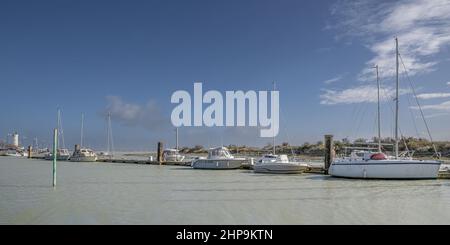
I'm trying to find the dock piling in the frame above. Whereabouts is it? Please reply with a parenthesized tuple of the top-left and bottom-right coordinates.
(27, 145, 32, 159)
(157, 142, 163, 164)
(52, 129, 58, 187)
(324, 135, 334, 175)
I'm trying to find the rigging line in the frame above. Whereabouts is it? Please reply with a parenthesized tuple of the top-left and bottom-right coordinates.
(398, 53, 438, 156)
(405, 85, 421, 138)
(354, 101, 369, 140)
(378, 74, 406, 150)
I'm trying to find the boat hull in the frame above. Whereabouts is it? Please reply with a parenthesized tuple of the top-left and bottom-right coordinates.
(253, 163, 309, 174)
(164, 155, 185, 162)
(45, 155, 71, 161)
(70, 156, 98, 162)
(191, 159, 246, 170)
(329, 160, 441, 179)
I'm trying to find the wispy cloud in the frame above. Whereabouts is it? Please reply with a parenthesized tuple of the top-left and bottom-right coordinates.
(411, 100, 450, 111)
(417, 92, 450, 99)
(323, 74, 344, 84)
(447, 81, 450, 86)
(330, 0, 450, 81)
(424, 112, 449, 118)
(320, 85, 408, 105)
(100, 96, 169, 130)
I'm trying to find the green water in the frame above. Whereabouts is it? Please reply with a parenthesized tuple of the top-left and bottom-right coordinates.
(1, 157, 450, 224)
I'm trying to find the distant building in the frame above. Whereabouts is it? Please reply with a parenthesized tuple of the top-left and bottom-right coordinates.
(12, 132, 19, 147)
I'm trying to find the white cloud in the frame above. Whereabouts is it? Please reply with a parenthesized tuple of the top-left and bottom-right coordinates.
(101, 96, 168, 130)
(411, 100, 450, 111)
(320, 85, 408, 105)
(424, 112, 449, 118)
(447, 81, 450, 86)
(324, 75, 344, 84)
(330, 0, 450, 81)
(417, 93, 450, 99)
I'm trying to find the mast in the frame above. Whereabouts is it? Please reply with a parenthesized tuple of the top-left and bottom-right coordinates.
(395, 37, 399, 158)
(80, 113, 84, 148)
(57, 108, 65, 149)
(106, 112, 110, 154)
(175, 127, 179, 150)
(107, 112, 114, 156)
(374, 65, 381, 152)
(272, 81, 276, 155)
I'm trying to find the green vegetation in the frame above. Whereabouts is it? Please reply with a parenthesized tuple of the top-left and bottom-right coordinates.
(179, 137, 450, 158)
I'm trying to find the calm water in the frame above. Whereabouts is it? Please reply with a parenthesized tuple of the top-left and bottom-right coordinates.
(1, 157, 450, 225)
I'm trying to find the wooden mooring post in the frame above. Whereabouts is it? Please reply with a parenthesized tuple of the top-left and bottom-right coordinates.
(27, 145, 32, 159)
(157, 142, 163, 165)
(324, 135, 334, 175)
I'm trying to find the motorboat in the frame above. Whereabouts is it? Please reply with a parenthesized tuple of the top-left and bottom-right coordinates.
(70, 147, 98, 162)
(45, 148, 71, 161)
(191, 147, 247, 169)
(162, 148, 185, 162)
(253, 154, 310, 174)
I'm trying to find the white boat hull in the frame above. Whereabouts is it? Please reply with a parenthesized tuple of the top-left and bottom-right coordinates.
(253, 163, 309, 174)
(45, 154, 71, 161)
(70, 156, 98, 162)
(329, 160, 441, 179)
(191, 159, 246, 169)
(164, 155, 185, 162)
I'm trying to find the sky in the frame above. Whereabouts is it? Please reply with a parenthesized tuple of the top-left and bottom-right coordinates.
(1, 0, 450, 151)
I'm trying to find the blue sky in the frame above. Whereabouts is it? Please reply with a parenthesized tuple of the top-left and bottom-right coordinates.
(1, 0, 450, 151)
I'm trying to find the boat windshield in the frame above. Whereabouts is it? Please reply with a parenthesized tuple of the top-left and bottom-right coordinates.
(209, 148, 232, 158)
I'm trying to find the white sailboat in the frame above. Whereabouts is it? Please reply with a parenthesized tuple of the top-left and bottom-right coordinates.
(162, 128, 185, 162)
(329, 38, 441, 179)
(99, 112, 115, 159)
(191, 146, 247, 170)
(70, 113, 98, 162)
(45, 109, 71, 161)
(253, 82, 310, 174)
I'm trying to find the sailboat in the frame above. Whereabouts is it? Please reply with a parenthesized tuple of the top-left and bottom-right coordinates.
(162, 128, 185, 162)
(99, 112, 115, 159)
(253, 83, 310, 174)
(329, 38, 441, 179)
(45, 109, 71, 161)
(70, 113, 98, 162)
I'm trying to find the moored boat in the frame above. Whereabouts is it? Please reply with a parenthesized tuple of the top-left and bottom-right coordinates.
(191, 147, 246, 169)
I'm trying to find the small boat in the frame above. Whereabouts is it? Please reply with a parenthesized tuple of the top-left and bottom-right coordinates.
(163, 148, 185, 162)
(45, 109, 71, 161)
(45, 148, 71, 161)
(253, 154, 309, 174)
(160, 128, 185, 162)
(69, 113, 98, 162)
(3, 149, 22, 157)
(191, 147, 247, 169)
(70, 148, 98, 162)
(99, 112, 115, 159)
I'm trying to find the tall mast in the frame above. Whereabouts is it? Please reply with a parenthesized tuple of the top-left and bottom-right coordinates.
(395, 37, 399, 158)
(272, 81, 276, 155)
(57, 108, 65, 149)
(107, 112, 110, 154)
(374, 65, 381, 152)
(107, 112, 114, 156)
(175, 127, 179, 150)
(80, 113, 84, 148)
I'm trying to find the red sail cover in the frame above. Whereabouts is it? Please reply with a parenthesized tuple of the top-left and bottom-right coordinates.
(371, 153, 387, 160)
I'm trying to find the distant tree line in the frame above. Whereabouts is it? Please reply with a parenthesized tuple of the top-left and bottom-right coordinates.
(177, 137, 450, 157)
